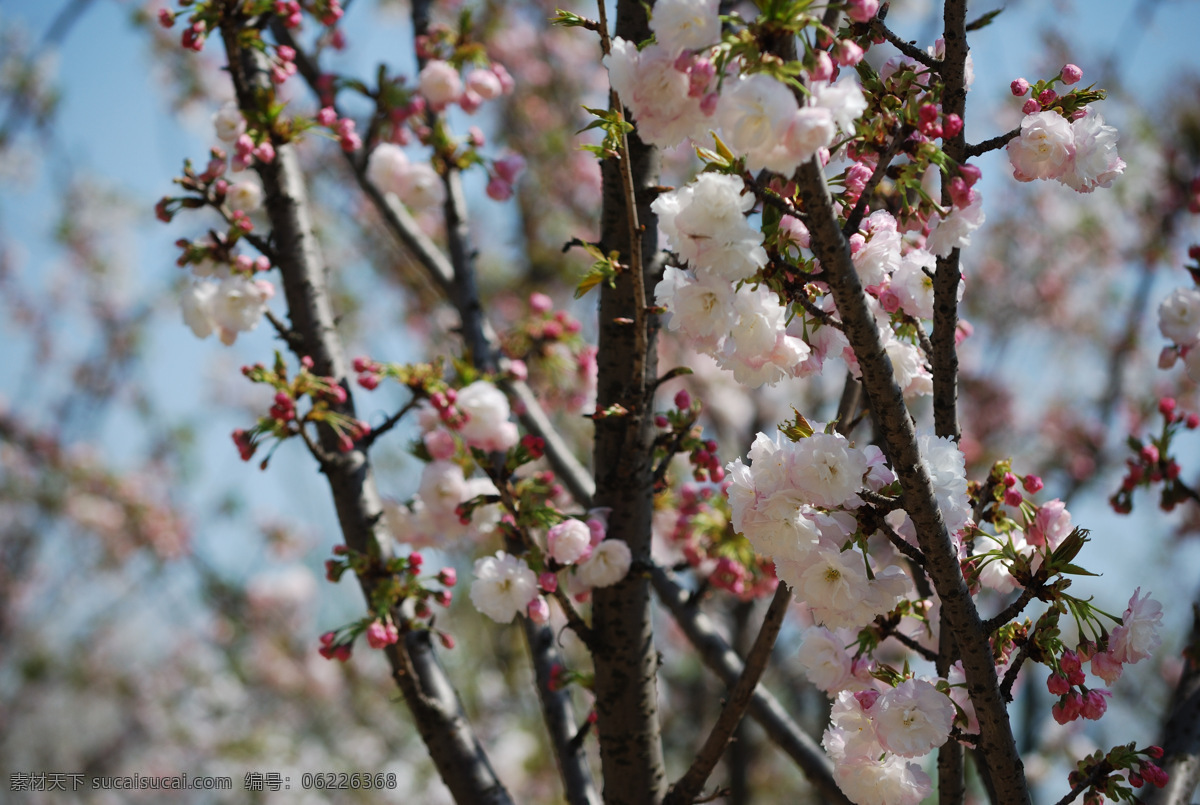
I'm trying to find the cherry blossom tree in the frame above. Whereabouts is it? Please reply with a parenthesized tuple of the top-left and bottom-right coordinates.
(6, 0, 1200, 804)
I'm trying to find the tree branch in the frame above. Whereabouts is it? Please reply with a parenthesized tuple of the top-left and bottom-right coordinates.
(1144, 600, 1200, 805)
(964, 127, 1020, 158)
(586, 0, 670, 799)
(651, 564, 853, 805)
(792, 131, 1030, 805)
(218, 16, 512, 804)
(869, 18, 939, 70)
(665, 583, 791, 805)
(272, 21, 595, 509)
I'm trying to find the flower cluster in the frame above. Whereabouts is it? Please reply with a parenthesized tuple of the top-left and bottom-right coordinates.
(726, 425, 912, 631)
(319, 548, 457, 657)
(1111, 395, 1200, 513)
(1007, 108, 1125, 192)
(469, 514, 632, 625)
(822, 680, 955, 805)
(231, 353, 370, 464)
(654, 173, 809, 388)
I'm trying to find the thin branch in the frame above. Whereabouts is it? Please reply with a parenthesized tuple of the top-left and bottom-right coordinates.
(522, 619, 603, 805)
(296, 421, 337, 468)
(885, 627, 940, 663)
(842, 123, 910, 237)
(595, 0, 650, 405)
(549, 586, 596, 649)
(1052, 761, 1112, 805)
(1000, 640, 1032, 703)
(964, 127, 1020, 158)
(264, 309, 303, 349)
(870, 18, 939, 69)
(982, 586, 1039, 635)
(665, 583, 792, 805)
(651, 564, 853, 805)
(357, 398, 419, 450)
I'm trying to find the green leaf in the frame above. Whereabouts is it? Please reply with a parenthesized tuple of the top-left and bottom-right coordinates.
(550, 9, 598, 30)
(575, 261, 618, 299)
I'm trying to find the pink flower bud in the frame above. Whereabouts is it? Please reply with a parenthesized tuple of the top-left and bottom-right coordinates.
(1037, 88, 1057, 106)
(943, 113, 963, 138)
(493, 154, 526, 185)
(317, 107, 337, 127)
(1046, 673, 1070, 695)
(486, 177, 512, 201)
(810, 51, 834, 82)
(1022, 98, 1040, 115)
(529, 292, 553, 314)
(674, 389, 691, 410)
(835, 40, 864, 67)
(439, 632, 456, 650)
(539, 571, 558, 593)
(527, 596, 550, 624)
(846, 0, 880, 23)
(1010, 78, 1030, 96)
(254, 142, 276, 164)
(1060, 64, 1083, 85)
(1079, 689, 1110, 720)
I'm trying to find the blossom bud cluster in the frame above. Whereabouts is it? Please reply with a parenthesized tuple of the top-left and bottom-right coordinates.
(231, 356, 369, 465)
(379, 379, 518, 546)
(417, 59, 514, 115)
(664, 483, 777, 600)
(1111, 395, 1199, 513)
(319, 548, 457, 658)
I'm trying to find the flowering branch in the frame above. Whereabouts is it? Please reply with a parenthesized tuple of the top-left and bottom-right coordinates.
(216, 15, 512, 803)
(793, 135, 1031, 805)
(271, 21, 595, 508)
(664, 583, 792, 805)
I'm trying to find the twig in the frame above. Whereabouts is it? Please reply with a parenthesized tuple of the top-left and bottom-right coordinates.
(273, 21, 596, 510)
(870, 18, 939, 69)
(1000, 640, 1032, 703)
(964, 127, 1020, 158)
(886, 627, 940, 662)
(1052, 761, 1112, 805)
(264, 309, 303, 349)
(982, 586, 1038, 635)
(665, 583, 792, 805)
(841, 123, 910, 237)
(651, 563, 853, 805)
(357, 398, 419, 450)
